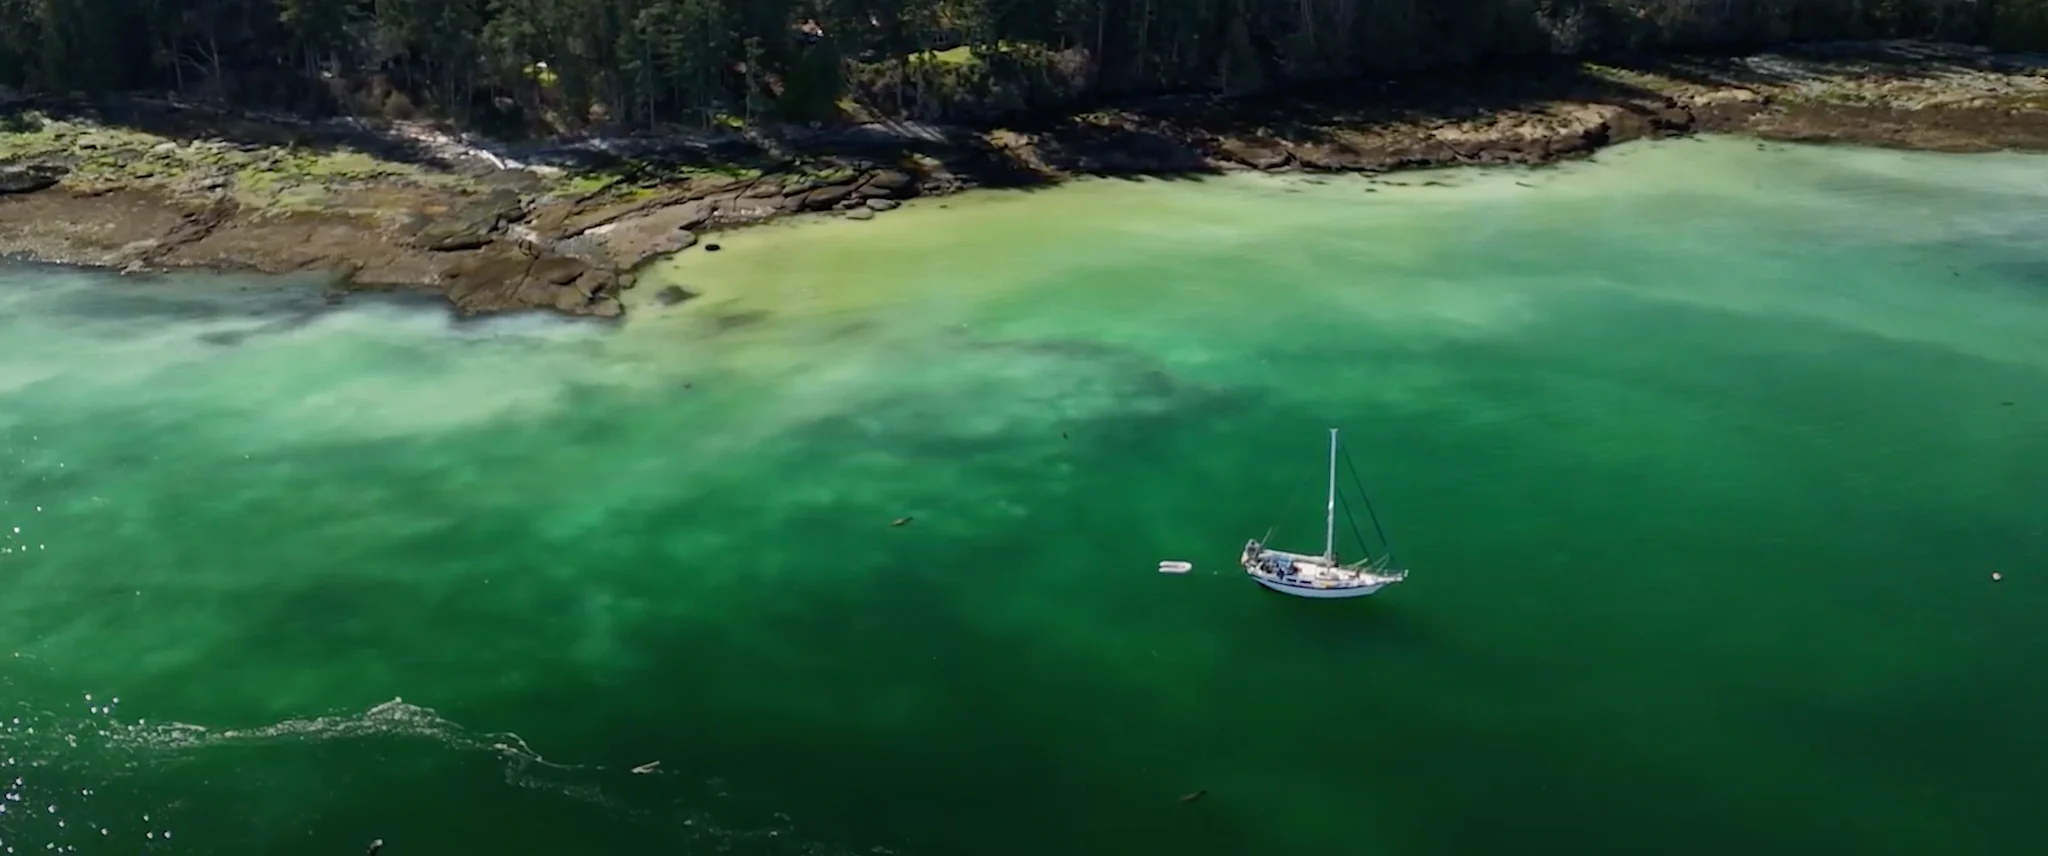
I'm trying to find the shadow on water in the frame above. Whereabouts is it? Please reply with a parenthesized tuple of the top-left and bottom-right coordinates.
(1254, 594, 1444, 658)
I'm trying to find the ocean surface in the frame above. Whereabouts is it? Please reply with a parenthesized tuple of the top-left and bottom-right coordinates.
(3, 136, 2046, 856)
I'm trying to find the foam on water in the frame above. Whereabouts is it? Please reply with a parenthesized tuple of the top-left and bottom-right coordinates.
(0, 661, 862, 856)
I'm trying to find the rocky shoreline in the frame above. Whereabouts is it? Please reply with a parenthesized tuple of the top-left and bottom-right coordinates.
(2, 40, 2045, 318)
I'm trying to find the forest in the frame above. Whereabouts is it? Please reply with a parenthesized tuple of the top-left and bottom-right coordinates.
(2, 0, 2046, 133)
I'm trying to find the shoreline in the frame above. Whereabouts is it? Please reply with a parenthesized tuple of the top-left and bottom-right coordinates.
(2, 40, 2045, 319)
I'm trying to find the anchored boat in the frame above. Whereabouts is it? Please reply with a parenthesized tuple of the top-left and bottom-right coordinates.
(1240, 428, 1408, 599)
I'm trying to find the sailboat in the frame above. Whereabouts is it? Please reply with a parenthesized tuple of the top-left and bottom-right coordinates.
(1240, 428, 1408, 599)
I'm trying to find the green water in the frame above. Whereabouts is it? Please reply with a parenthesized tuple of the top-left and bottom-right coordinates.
(4, 136, 2047, 856)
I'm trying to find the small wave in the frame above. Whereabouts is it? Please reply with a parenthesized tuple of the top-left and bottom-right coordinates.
(1, 684, 874, 855)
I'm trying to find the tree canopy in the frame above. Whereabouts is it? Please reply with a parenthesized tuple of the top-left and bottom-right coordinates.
(0, 0, 2040, 132)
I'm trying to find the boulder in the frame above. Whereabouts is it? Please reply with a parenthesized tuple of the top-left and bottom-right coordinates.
(798, 183, 857, 211)
(864, 198, 898, 212)
(655, 285, 700, 306)
(0, 161, 67, 195)
(553, 284, 595, 313)
(855, 169, 916, 198)
(844, 207, 875, 220)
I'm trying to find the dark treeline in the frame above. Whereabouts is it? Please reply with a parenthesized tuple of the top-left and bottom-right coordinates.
(2, 0, 2045, 132)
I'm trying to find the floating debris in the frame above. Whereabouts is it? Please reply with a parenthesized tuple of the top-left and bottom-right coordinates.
(1158, 560, 1192, 574)
(1179, 790, 1208, 803)
(891, 517, 912, 527)
(631, 761, 661, 774)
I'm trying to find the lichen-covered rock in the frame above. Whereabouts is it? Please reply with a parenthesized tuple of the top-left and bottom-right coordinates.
(0, 161, 67, 194)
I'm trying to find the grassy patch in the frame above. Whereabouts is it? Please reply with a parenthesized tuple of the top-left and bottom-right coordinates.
(1, 112, 480, 211)
(552, 172, 621, 198)
(906, 41, 1026, 70)
(278, 149, 415, 180)
(686, 163, 763, 180)
(796, 163, 857, 183)
(1579, 62, 1690, 93)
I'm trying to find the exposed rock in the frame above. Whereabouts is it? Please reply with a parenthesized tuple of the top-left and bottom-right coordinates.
(865, 198, 899, 211)
(552, 189, 692, 239)
(568, 268, 616, 298)
(1216, 139, 1293, 170)
(797, 182, 857, 211)
(667, 199, 714, 231)
(437, 247, 613, 317)
(442, 247, 543, 313)
(149, 196, 241, 261)
(529, 254, 590, 287)
(655, 285, 700, 305)
(553, 285, 595, 313)
(176, 172, 232, 194)
(584, 201, 705, 270)
(0, 161, 67, 195)
(478, 170, 546, 193)
(742, 179, 784, 198)
(547, 233, 610, 266)
(855, 169, 916, 198)
(844, 207, 876, 220)
(412, 188, 522, 251)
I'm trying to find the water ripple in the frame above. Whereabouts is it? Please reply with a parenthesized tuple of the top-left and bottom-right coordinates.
(0, 680, 869, 855)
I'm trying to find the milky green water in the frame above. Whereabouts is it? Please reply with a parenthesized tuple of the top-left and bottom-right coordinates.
(4, 137, 2047, 856)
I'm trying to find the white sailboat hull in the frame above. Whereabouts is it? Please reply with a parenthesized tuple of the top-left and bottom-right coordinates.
(1250, 574, 1393, 598)
(1241, 549, 1406, 599)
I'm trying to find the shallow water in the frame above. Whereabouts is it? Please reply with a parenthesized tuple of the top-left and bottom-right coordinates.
(4, 136, 2047, 856)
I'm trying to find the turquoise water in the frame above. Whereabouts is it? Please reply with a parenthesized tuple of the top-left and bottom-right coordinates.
(3, 137, 2047, 856)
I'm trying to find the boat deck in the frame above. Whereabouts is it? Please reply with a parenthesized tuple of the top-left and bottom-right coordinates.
(1243, 548, 1405, 589)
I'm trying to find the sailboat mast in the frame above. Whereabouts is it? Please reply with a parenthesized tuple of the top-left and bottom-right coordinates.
(1324, 428, 1338, 561)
